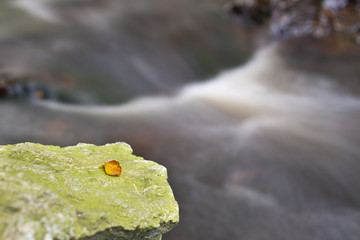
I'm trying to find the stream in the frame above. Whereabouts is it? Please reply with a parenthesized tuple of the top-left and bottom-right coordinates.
(1, 1, 360, 240)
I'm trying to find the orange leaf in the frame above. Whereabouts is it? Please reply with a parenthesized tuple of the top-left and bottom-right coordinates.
(104, 160, 122, 176)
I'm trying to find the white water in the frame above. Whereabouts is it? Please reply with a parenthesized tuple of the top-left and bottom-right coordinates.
(6, 44, 360, 240)
(3, 1, 360, 239)
(12, 0, 60, 23)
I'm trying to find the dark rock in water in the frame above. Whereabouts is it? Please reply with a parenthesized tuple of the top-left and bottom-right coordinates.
(0, 75, 58, 101)
(0, 142, 179, 240)
(228, 0, 360, 44)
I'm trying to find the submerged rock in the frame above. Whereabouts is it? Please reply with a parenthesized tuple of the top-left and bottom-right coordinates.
(0, 142, 179, 240)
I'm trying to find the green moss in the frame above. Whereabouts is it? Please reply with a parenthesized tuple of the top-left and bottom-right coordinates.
(0, 142, 179, 240)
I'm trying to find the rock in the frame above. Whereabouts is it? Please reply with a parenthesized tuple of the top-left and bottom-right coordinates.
(228, 0, 360, 45)
(0, 142, 179, 240)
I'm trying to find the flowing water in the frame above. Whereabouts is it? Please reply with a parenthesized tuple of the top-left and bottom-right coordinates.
(2, 43, 360, 239)
(1, 1, 360, 240)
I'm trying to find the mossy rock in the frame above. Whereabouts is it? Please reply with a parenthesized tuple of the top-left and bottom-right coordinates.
(0, 142, 179, 240)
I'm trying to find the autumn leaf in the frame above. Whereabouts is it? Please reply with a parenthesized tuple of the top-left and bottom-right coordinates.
(104, 160, 122, 176)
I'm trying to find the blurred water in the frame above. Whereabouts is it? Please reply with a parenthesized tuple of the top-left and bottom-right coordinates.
(1, 1, 360, 240)
(0, 0, 251, 104)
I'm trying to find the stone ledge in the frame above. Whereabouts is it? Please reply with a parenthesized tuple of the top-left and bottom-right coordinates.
(0, 142, 179, 240)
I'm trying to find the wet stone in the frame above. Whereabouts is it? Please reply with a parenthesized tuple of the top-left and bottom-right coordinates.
(0, 142, 179, 240)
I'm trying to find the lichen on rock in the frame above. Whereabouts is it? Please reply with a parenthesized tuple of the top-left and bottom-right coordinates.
(0, 142, 179, 240)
